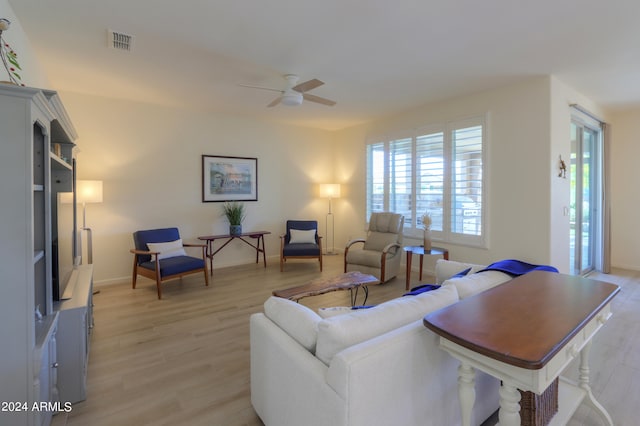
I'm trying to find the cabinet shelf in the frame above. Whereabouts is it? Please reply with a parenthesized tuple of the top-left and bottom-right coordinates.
(50, 152, 72, 171)
(34, 184, 45, 192)
(34, 250, 45, 264)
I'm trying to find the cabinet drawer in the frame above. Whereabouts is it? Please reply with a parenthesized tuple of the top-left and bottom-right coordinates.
(545, 302, 611, 381)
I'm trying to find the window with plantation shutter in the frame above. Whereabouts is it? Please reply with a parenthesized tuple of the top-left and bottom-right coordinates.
(416, 131, 444, 232)
(365, 116, 486, 247)
(366, 142, 385, 220)
(389, 137, 412, 228)
(451, 124, 483, 237)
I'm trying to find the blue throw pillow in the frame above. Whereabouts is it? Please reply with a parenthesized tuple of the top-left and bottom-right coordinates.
(403, 268, 471, 296)
(403, 284, 441, 296)
(450, 267, 472, 279)
(403, 267, 472, 297)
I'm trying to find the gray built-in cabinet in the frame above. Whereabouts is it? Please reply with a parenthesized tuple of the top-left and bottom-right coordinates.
(0, 85, 93, 426)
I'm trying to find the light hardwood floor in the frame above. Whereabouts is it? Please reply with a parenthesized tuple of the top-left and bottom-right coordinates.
(54, 255, 640, 426)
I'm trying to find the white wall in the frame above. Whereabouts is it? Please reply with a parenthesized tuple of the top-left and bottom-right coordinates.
(59, 91, 336, 283)
(610, 107, 640, 270)
(549, 77, 609, 273)
(334, 77, 558, 269)
(0, 0, 50, 87)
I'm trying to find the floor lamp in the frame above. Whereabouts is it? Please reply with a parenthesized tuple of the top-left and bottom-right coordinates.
(319, 183, 341, 255)
(76, 180, 103, 264)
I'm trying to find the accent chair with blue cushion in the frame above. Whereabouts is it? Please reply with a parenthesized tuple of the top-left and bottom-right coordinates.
(131, 227, 209, 299)
(344, 212, 404, 283)
(280, 220, 323, 272)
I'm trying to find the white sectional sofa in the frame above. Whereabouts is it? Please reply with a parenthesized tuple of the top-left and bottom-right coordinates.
(250, 260, 513, 426)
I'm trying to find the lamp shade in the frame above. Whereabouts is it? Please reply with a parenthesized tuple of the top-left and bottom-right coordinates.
(319, 183, 341, 199)
(77, 180, 103, 204)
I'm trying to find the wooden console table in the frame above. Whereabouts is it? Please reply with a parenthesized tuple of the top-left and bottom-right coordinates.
(423, 271, 619, 426)
(198, 231, 271, 275)
(403, 245, 449, 290)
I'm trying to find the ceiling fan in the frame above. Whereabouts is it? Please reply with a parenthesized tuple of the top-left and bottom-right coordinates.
(239, 74, 336, 107)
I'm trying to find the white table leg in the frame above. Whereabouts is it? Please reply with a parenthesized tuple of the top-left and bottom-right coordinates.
(579, 341, 613, 426)
(498, 381, 521, 426)
(458, 362, 476, 426)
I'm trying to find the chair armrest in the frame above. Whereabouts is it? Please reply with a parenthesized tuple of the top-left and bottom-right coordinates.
(183, 243, 207, 260)
(382, 242, 402, 254)
(344, 238, 366, 272)
(130, 248, 159, 255)
(345, 238, 366, 249)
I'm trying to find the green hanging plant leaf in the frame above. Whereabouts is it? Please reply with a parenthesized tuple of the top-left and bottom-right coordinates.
(1, 37, 24, 82)
(8, 55, 22, 70)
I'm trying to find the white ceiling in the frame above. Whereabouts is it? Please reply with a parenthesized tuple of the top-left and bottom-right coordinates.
(9, 0, 640, 130)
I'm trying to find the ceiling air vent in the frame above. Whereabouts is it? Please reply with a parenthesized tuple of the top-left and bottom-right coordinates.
(107, 30, 134, 52)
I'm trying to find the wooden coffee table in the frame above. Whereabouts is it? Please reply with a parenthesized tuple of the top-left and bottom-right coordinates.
(423, 271, 619, 426)
(272, 271, 379, 306)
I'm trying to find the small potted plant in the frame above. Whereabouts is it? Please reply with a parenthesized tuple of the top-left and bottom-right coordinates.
(221, 201, 245, 235)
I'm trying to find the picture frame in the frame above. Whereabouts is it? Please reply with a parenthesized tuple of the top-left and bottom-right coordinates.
(202, 155, 258, 202)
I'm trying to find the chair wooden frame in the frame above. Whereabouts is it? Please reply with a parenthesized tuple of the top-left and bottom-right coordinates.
(343, 212, 404, 283)
(280, 237, 324, 271)
(344, 239, 401, 283)
(130, 243, 209, 299)
(280, 220, 323, 272)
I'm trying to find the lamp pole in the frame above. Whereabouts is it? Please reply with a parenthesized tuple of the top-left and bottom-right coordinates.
(319, 183, 340, 255)
(326, 196, 336, 255)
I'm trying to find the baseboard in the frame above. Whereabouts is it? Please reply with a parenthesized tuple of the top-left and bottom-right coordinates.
(610, 263, 640, 272)
(94, 276, 131, 287)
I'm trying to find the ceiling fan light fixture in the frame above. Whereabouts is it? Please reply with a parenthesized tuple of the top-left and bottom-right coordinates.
(281, 91, 303, 106)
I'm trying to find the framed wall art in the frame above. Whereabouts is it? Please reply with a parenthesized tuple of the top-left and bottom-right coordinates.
(202, 155, 258, 202)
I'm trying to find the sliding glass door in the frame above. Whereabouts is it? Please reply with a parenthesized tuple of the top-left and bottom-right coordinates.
(570, 121, 600, 275)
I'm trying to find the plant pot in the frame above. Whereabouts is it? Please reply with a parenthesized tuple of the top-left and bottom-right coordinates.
(229, 225, 242, 236)
(423, 228, 432, 251)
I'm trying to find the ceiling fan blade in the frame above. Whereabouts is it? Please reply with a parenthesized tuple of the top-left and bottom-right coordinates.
(292, 79, 324, 93)
(267, 96, 283, 107)
(238, 83, 283, 93)
(303, 93, 336, 106)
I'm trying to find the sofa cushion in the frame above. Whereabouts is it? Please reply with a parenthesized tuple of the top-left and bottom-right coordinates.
(264, 296, 322, 353)
(315, 284, 459, 365)
(283, 243, 320, 256)
(317, 305, 376, 319)
(318, 306, 353, 319)
(435, 259, 486, 284)
(443, 270, 512, 299)
(140, 255, 205, 277)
